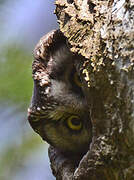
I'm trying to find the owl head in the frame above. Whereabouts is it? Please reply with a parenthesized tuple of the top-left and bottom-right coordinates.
(28, 30, 92, 155)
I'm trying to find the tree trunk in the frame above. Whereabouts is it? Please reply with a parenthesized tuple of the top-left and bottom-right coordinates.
(48, 0, 134, 179)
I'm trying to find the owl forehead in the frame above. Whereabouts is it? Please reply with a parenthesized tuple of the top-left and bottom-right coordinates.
(46, 105, 88, 122)
(48, 43, 75, 75)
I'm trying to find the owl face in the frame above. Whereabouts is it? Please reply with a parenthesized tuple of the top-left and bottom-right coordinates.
(28, 30, 92, 154)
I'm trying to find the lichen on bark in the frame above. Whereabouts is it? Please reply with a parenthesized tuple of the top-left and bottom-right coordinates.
(48, 0, 134, 179)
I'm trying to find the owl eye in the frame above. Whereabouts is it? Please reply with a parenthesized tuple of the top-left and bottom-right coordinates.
(73, 72, 82, 87)
(67, 115, 82, 131)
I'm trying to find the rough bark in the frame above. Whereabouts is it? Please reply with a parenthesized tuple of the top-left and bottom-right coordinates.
(48, 0, 134, 179)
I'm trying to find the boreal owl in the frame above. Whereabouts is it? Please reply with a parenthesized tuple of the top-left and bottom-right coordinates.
(28, 29, 92, 155)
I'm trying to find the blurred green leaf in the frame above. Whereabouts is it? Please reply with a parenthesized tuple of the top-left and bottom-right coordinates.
(0, 45, 33, 108)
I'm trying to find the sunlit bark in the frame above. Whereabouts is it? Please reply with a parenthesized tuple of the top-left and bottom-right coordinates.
(49, 0, 134, 179)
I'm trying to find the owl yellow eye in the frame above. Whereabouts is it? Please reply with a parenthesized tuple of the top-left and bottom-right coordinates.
(67, 116, 82, 131)
(74, 72, 82, 87)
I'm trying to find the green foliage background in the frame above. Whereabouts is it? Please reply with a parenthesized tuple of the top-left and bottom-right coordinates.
(0, 0, 56, 179)
(0, 46, 32, 106)
(0, 45, 54, 180)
